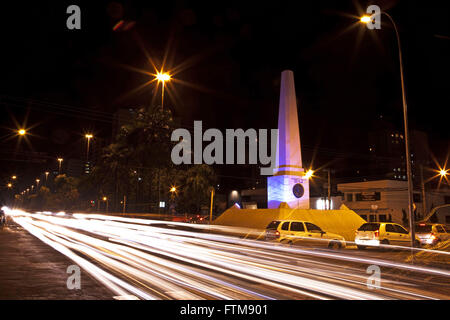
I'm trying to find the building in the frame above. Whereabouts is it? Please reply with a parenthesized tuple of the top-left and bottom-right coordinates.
(337, 179, 450, 225)
(368, 117, 431, 183)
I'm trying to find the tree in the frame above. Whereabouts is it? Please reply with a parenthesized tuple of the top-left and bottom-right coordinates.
(52, 175, 80, 210)
(177, 165, 216, 214)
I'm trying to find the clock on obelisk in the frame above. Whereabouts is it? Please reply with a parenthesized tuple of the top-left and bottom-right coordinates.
(267, 70, 310, 209)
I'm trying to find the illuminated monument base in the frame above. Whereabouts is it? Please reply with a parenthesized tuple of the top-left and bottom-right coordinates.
(267, 174, 310, 209)
(214, 205, 365, 241)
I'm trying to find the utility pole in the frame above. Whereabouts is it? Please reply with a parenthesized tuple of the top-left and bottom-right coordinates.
(327, 168, 331, 210)
(209, 188, 215, 224)
(420, 164, 427, 218)
(123, 195, 127, 215)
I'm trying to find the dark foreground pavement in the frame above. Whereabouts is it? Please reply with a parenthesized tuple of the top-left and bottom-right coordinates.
(0, 222, 113, 299)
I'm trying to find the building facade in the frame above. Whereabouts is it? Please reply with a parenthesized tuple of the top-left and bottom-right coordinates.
(338, 180, 450, 225)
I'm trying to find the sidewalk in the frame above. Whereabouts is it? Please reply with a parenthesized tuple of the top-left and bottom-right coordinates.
(0, 223, 112, 299)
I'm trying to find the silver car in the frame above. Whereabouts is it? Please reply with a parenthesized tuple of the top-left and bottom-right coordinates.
(415, 223, 450, 246)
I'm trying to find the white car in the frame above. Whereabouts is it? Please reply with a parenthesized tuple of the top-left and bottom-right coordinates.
(415, 223, 450, 246)
(355, 222, 420, 249)
(265, 220, 346, 249)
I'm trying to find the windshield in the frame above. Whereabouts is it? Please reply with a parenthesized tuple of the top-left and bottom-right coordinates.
(358, 223, 380, 231)
(415, 225, 432, 233)
(266, 221, 281, 230)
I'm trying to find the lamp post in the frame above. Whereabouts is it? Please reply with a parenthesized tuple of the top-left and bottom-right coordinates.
(103, 197, 109, 213)
(36, 179, 40, 189)
(155, 72, 171, 110)
(45, 172, 49, 185)
(18, 129, 26, 136)
(85, 134, 93, 161)
(209, 187, 215, 224)
(57, 158, 63, 174)
(361, 11, 416, 248)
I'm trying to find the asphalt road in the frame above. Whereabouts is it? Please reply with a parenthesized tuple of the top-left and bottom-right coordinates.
(1, 208, 449, 300)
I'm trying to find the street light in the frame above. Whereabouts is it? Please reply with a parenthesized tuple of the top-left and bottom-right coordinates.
(7, 183, 12, 188)
(85, 134, 93, 162)
(170, 186, 177, 193)
(18, 129, 26, 136)
(155, 71, 171, 110)
(102, 197, 109, 213)
(304, 170, 314, 180)
(45, 171, 49, 183)
(360, 11, 416, 248)
(439, 169, 448, 178)
(360, 15, 371, 23)
(11, 175, 17, 180)
(36, 179, 40, 188)
(57, 158, 63, 174)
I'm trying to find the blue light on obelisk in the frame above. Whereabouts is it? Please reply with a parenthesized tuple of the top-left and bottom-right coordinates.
(267, 70, 310, 209)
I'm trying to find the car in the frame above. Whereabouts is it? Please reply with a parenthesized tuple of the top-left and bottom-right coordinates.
(187, 214, 209, 224)
(265, 220, 346, 249)
(415, 223, 450, 246)
(355, 222, 420, 249)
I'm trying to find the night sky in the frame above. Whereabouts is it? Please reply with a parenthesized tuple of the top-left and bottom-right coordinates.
(1, 0, 449, 189)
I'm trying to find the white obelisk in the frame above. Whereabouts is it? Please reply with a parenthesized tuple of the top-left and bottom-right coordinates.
(267, 70, 310, 209)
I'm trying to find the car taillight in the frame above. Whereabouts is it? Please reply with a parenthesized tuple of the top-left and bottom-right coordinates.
(374, 230, 379, 238)
(275, 231, 280, 239)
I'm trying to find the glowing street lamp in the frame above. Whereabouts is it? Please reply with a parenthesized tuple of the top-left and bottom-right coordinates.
(45, 171, 49, 182)
(12, 175, 17, 180)
(304, 170, 314, 180)
(57, 158, 63, 174)
(155, 71, 171, 110)
(102, 197, 109, 213)
(170, 186, 177, 193)
(439, 169, 448, 178)
(36, 179, 40, 188)
(18, 129, 26, 136)
(360, 15, 371, 23)
(85, 134, 93, 161)
(7, 183, 12, 188)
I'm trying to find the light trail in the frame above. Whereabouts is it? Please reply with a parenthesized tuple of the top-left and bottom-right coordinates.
(3, 207, 450, 300)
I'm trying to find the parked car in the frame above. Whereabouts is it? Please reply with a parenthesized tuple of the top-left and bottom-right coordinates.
(187, 214, 209, 224)
(415, 223, 450, 246)
(355, 222, 420, 249)
(265, 220, 346, 249)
